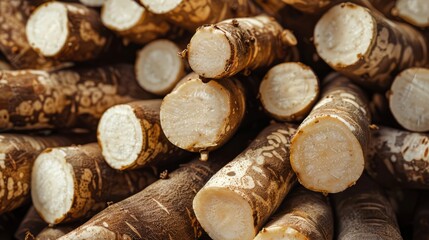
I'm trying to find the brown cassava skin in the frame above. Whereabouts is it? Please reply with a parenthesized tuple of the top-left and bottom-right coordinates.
(60, 132, 256, 240)
(0, 134, 87, 214)
(290, 74, 371, 193)
(98, 100, 189, 170)
(195, 123, 297, 238)
(29, 2, 112, 62)
(14, 207, 47, 240)
(36, 224, 78, 240)
(187, 15, 297, 79)
(0, 64, 152, 131)
(139, 0, 260, 31)
(332, 175, 402, 240)
(282, 0, 333, 13)
(367, 126, 429, 189)
(34, 143, 157, 224)
(414, 193, 429, 240)
(0, 1, 63, 70)
(255, 187, 334, 240)
(315, 3, 428, 90)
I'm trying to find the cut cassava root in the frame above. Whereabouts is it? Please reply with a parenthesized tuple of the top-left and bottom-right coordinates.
(389, 68, 429, 132)
(101, 0, 171, 45)
(314, 2, 428, 89)
(290, 73, 371, 193)
(187, 15, 297, 79)
(0, 64, 152, 131)
(194, 123, 297, 240)
(79, 0, 105, 7)
(135, 39, 185, 95)
(0, 133, 89, 214)
(259, 62, 319, 122)
(367, 126, 429, 189)
(332, 175, 402, 240)
(98, 99, 188, 170)
(255, 187, 334, 240)
(26, 2, 111, 62)
(395, 0, 429, 28)
(160, 77, 246, 155)
(31, 143, 157, 224)
(59, 132, 255, 240)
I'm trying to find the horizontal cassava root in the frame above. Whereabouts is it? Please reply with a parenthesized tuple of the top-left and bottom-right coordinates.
(97, 99, 188, 170)
(59, 132, 256, 240)
(367, 126, 429, 189)
(14, 206, 47, 240)
(26, 2, 112, 62)
(101, 0, 171, 45)
(314, 2, 428, 89)
(194, 123, 297, 240)
(31, 143, 157, 224)
(290, 73, 371, 193)
(259, 62, 319, 122)
(160, 77, 246, 156)
(0, 133, 89, 214)
(254, 186, 334, 240)
(0, 64, 152, 131)
(135, 39, 186, 95)
(187, 15, 297, 79)
(389, 68, 429, 132)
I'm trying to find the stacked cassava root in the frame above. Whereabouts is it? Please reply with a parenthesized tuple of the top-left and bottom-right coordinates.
(0, 0, 428, 239)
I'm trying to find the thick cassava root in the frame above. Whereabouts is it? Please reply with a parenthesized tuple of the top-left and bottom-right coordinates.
(194, 124, 297, 240)
(389, 68, 429, 132)
(0, 133, 88, 214)
(160, 77, 246, 155)
(255, 187, 334, 240)
(395, 0, 429, 28)
(0, 64, 152, 131)
(290, 73, 371, 193)
(135, 39, 185, 95)
(14, 206, 47, 240)
(59, 132, 255, 240)
(367, 126, 429, 189)
(101, 0, 171, 44)
(26, 2, 111, 61)
(98, 99, 188, 170)
(314, 2, 428, 89)
(332, 175, 402, 240)
(187, 15, 297, 79)
(31, 143, 157, 224)
(259, 62, 319, 122)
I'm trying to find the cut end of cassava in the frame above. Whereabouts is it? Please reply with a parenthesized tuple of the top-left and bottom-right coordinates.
(291, 116, 364, 193)
(101, 0, 144, 31)
(314, 3, 375, 68)
(98, 104, 143, 170)
(259, 62, 319, 122)
(160, 79, 231, 152)
(255, 227, 308, 240)
(80, 0, 105, 7)
(396, 0, 429, 27)
(193, 188, 254, 240)
(32, 149, 74, 224)
(26, 2, 69, 57)
(136, 39, 184, 95)
(188, 27, 232, 79)
(389, 68, 429, 132)
(139, 0, 182, 14)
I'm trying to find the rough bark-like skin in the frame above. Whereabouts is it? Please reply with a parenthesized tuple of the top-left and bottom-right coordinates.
(60, 132, 255, 240)
(36, 225, 78, 240)
(256, 187, 333, 240)
(332, 175, 402, 240)
(316, 3, 428, 90)
(414, 193, 429, 240)
(197, 123, 297, 238)
(0, 64, 152, 131)
(14, 207, 47, 240)
(188, 15, 296, 79)
(0, 1, 62, 70)
(98, 100, 188, 170)
(0, 134, 84, 214)
(282, 0, 332, 13)
(35, 143, 157, 224)
(139, 0, 260, 31)
(367, 126, 429, 189)
(29, 2, 112, 62)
